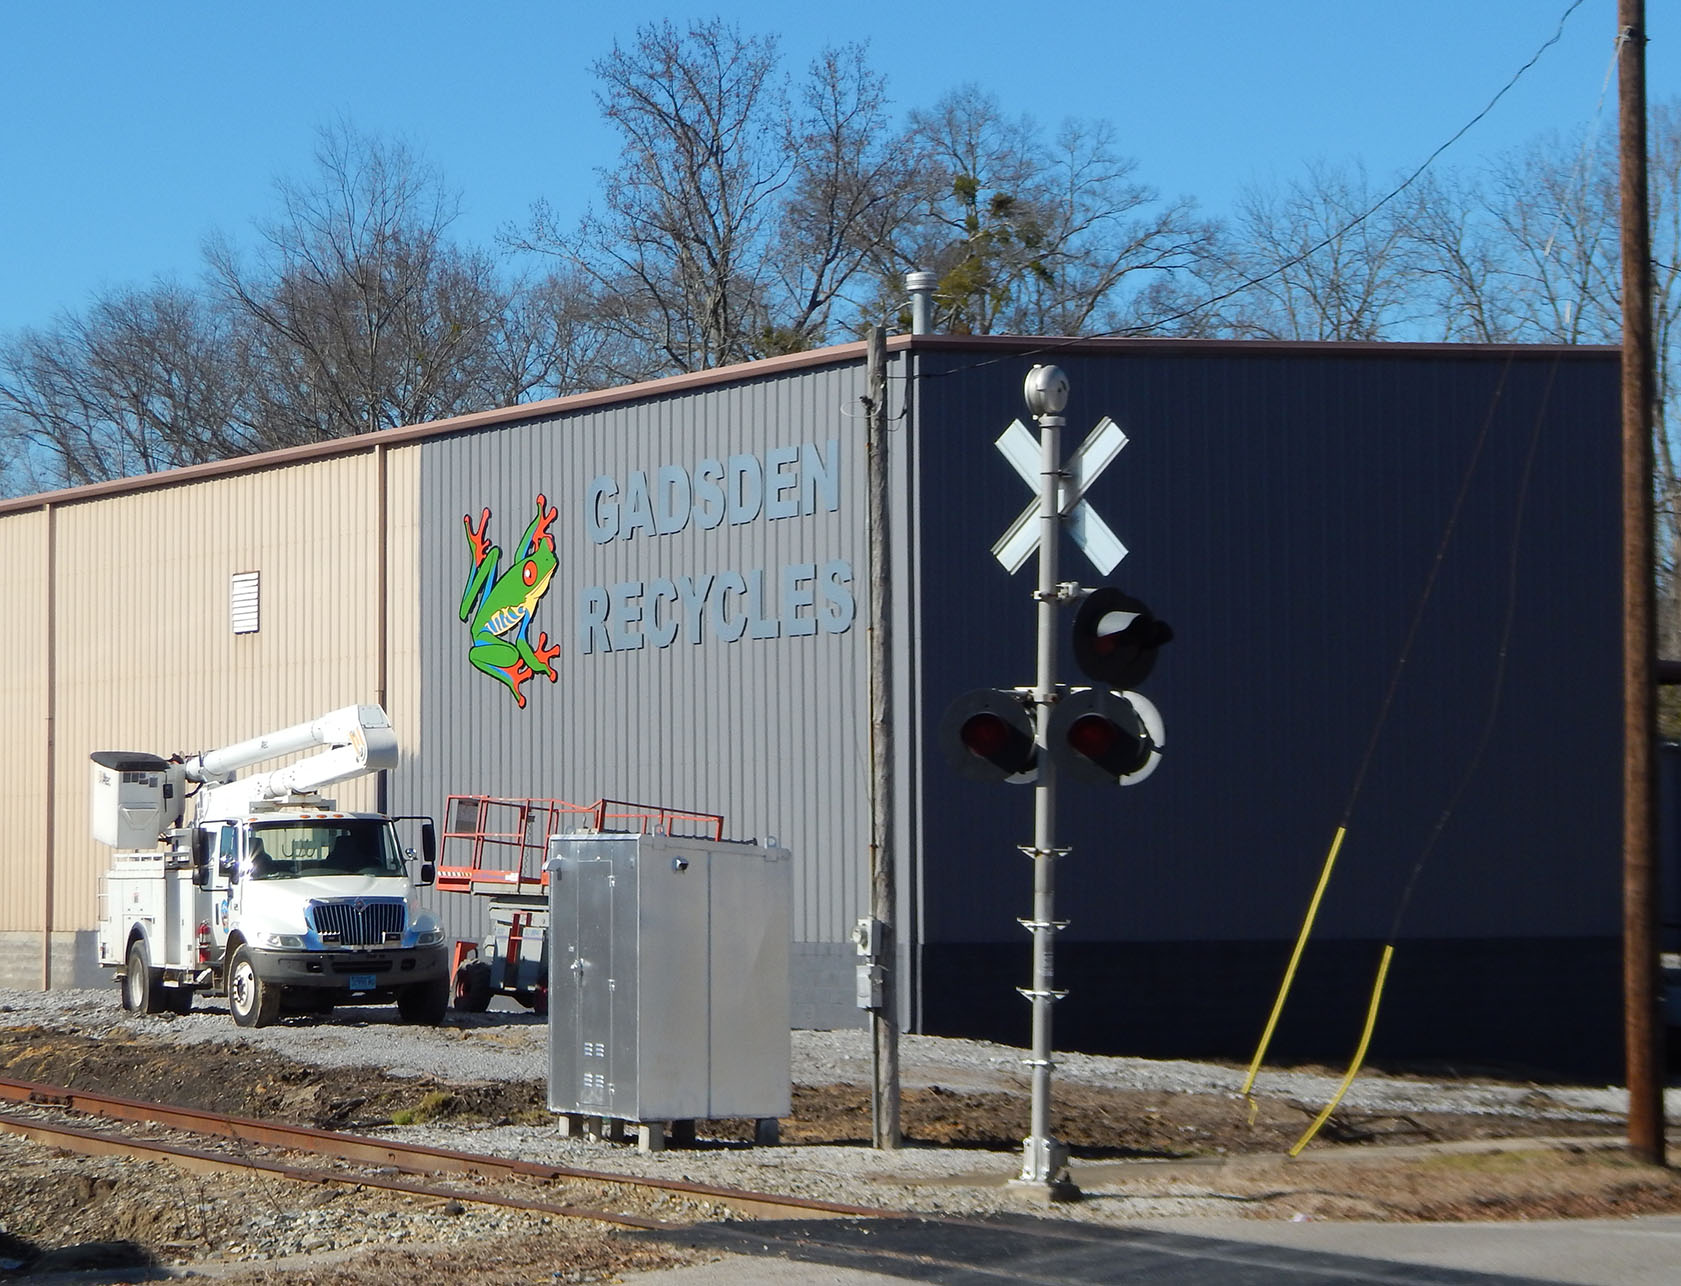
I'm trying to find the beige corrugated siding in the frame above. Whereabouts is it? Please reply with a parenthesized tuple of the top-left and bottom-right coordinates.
(50, 455, 387, 931)
(0, 509, 49, 932)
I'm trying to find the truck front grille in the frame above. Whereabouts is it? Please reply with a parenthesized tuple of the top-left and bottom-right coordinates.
(307, 898, 406, 946)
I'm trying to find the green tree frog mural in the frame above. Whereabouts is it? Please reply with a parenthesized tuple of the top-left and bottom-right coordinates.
(460, 494, 562, 708)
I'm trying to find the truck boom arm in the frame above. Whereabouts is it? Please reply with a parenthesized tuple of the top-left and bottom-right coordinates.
(188, 705, 397, 785)
(91, 704, 401, 846)
(193, 705, 398, 819)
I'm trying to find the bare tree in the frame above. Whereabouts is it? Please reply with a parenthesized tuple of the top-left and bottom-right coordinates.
(1641, 102, 1681, 656)
(1396, 170, 1530, 342)
(885, 87, 1052, 334)
(1196, 160, 1419, 341)
(875, 87, 1199, 336)
(208, 121, 525, 445)
(1401, 124, 1672, 635)
(518, 20, 792, 374)
(0, 283, 252, 488)
(509, 267, 670, 396)
(1479, 132, 1620, 345)
(1008, 117, 1208, 335)
(767, 42, 920, 350)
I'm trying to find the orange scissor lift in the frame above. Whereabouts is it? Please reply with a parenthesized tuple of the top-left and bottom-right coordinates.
(437, 794, 725, 1015)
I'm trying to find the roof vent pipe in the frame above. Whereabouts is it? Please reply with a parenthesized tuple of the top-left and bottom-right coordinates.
(905, 271, 938, 335)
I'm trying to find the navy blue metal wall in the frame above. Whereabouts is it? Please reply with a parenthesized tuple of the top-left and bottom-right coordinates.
(906, 341, 1623, 1076)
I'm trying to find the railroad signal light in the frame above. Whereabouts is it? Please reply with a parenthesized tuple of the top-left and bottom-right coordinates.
(1072, 588, 1172, 689)
(1048, 687, 1164, 786)
(939, 688, 1039, 784)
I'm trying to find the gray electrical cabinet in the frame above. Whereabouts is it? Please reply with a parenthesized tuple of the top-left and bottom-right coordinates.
(546, 831, 792, 1147)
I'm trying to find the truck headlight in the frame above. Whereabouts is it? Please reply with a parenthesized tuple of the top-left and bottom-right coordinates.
(255, 932, 306, 950)
(415, 922, 445, 947)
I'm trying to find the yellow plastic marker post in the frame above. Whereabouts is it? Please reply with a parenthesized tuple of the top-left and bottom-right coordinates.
(1287, 944, 1395, 1157)
(1241, 826, 1348, 1114)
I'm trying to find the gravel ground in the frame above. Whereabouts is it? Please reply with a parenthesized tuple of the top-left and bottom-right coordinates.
(0, 985, 1663, 1124)
(9, 985, 1680, 1283)
(3, 985, 1675, 1220)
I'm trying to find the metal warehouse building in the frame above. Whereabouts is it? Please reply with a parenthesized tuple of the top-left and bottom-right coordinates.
(0, 334, 1624, 1077)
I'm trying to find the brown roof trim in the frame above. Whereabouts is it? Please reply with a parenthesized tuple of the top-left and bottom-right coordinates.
(0, 333, 1616, 517)
(0, 343, 874, 517)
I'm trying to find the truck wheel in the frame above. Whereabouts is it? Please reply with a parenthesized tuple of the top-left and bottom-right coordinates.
(452, 960, 493, 1012)
(121, 940, 165, 1015)
(228, 946, 280, 1028)
(398, 977, 449, 1025)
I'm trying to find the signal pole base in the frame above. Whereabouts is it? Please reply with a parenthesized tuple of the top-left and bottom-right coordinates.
(1010, 1135, 1081, 1203)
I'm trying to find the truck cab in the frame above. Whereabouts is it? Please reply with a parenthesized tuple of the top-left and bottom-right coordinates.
(204, 813, 448, 1025)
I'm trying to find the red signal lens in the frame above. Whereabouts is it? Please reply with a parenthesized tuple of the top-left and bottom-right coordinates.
(960, 712, 1012, 759)
(940, 689, 1038, 782)
(1067, 713, 1120, 760)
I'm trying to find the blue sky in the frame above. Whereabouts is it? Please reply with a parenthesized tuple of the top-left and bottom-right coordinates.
(1, 1, 1675, 338)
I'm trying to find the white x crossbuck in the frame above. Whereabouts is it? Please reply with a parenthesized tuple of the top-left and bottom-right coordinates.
(989, 415, 1129, 575)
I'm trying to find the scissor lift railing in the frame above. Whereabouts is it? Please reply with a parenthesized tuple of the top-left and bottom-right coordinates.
(435, 796, 594, 894)
(438, 793, 728, 1016)
(592, 797, 727, 840)
(436, 795, 726, 895)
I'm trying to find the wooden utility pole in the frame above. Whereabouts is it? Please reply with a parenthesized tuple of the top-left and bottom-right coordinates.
(1618, 0, 1665, 1167)
(865, 325, 901, 1149)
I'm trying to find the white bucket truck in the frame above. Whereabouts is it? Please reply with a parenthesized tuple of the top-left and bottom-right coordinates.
(93, 705, 447, 1027)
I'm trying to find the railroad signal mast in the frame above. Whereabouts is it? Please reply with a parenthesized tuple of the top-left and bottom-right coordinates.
(941, 367, 1170, 1199)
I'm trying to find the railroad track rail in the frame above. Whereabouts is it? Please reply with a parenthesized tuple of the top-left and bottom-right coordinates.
(0, 1073, 894, 1230)
(0, 1073, 1583, 1283)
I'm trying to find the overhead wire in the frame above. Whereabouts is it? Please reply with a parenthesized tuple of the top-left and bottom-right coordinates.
(1248, 15, 1626, 1152)
(1239, 354, 1518, 1118)
(1277, 353, 1560, 1157)
(1133, 0, 1591, 339)
(905, 0, 1590, 382)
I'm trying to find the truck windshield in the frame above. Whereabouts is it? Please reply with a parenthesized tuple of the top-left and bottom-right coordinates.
(246, 820, 404, 880)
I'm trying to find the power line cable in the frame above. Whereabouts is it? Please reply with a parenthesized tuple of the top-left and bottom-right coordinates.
(1383, 362, 1558, 946)
(1237, 7, 1623, 1140)
(1131, 0, 1589, 336)
(1251, 21, 1621, 1140)
(913, 0, 1590, 378)
(1280, 354, 1560, 1156)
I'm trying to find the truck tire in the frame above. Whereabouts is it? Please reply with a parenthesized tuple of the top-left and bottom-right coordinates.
(121, 939, 165, 1015)
(228, 945, 280, 1028)
(398, 977, 449, 1025)
(452, 960, 493, 1012)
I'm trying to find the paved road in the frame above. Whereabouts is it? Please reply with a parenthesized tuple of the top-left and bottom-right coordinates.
(1127, 1214, 1681, 1284)
(625, 1213, 1681, 1284)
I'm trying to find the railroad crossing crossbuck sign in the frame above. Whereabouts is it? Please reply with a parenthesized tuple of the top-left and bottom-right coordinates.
(990, 415, 1128, 575)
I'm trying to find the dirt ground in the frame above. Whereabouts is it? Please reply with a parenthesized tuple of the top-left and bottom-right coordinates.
(0, 1025, 1632, 1155)
(0, 1023, 1678, 1281)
